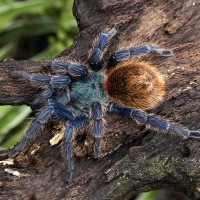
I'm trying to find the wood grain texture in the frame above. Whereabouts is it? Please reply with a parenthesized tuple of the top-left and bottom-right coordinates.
(0, 0, 200, 199)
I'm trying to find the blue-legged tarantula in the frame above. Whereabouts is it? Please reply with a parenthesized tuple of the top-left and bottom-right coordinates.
(9, 28, 200, 183)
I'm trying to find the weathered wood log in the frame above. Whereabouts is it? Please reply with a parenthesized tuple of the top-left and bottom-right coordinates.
(0, 0, 200, 199)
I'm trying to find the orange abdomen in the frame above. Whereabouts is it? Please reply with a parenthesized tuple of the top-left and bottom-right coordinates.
(104, 61, 165, 110)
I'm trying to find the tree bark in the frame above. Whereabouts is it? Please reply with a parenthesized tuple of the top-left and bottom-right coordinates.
(0, 0, 200, 199)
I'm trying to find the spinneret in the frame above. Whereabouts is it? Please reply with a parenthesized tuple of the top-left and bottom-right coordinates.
(9, 28, 200, 184)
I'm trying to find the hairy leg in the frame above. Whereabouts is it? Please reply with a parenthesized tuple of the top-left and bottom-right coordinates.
(51, 61, 87, 77)
(88, 28, 117, 71)
(64, 115, 89, 183)
(9, 99, 74, 158)
(108, 102, 200, 138)
(34, 88, 56, 104)
(11, 71, 71, 87)
(92, 102, 103, 158)
(108, 44, 173, 68)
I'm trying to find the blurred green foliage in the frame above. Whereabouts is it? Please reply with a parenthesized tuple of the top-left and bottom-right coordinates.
(0, 0, 77, 150)
(0, 105, 31, 149)
(135, 191, 159, 200)
(0, 0, 77, 60)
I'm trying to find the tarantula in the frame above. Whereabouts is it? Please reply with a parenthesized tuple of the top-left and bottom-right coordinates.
(9, 28, 200, 183)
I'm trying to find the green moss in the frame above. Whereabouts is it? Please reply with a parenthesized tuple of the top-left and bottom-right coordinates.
(105, 155, 183, 200)
(106, 174, 132, 200)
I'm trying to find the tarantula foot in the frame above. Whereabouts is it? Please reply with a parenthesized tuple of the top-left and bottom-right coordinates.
(66, 172, 73, 184)
(151, 48, 173, 57)
(188, 130, 200, 138)
(94, 144, 101, 158)
(8, 148, 19, 158)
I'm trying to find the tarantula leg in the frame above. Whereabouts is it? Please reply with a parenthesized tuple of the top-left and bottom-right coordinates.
(9, 107, 53, 158)
(92, 102, 103, 158)
(56, 88, 70, 106)
(108, 44, 173, 68)
(108, 102, 200, 139)
(47, 99, 74, 120)
(51, 61, 87, 77)
(9, 100, 74, 158)
(11, 71, 71, 87)
(64, 115, 89, 183)
(34, 88, 70, 106)
(169, 126, 200, 139)
(89, 28, 117, 71)
(34, 88, 56, 104)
